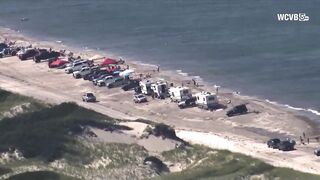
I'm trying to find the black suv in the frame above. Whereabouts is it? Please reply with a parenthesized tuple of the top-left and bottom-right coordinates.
(0, 47, 20, 58)
(278, 140, 295, 151)
(18, 49, 41, 60)
(267, 138, 295, 151)
(34, 50, 60, 63)
(226, 104, 248, 117)
(267, 138, 281, 149)
(0, 43, 8, 52)
(121, 79, 140, 91)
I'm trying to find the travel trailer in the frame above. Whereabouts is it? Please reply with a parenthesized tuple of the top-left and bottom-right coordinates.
(140, 80, 154, 95)
(195, 91, 218, 110)
(169, 86, 192, 102)
(150, 81, 168, 99)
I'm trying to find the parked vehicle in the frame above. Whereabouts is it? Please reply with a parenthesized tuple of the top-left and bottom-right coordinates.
(106, 77, 128, 88)
(140, 80, 154, 95)
(0, 46, 21, 58)
(97, 76, 114, 87)
(151, 81, 168, 99)
(133, 94, 147, 103)
(226, 104, 248, 117)
(267, 138, 281, 149)
(178, 97, 196, 109)
(195, 91, 218, 110)
(33, 50, 60, 63)
(267, 138, 295, 151)
(48, 58, 68, 68)
(314, 148, 320, 156)
(73, 67, 91, 79)
(278, 140, 295, 151)
(64, 61, 89, 74)
(122, 80, 140, 91)
(0, 43, 8, 52)
(18, 48, 41, 60)
(88, 70, 108, 81)
(169, 86, 192, 102)
(93, 74, 109, 85)
(82, 93, 96, 102)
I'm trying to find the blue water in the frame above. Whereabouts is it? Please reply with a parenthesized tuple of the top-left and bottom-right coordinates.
(0, 0, 319, 115)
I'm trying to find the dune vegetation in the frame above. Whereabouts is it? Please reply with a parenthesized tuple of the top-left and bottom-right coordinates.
(1, 89, 320, 180)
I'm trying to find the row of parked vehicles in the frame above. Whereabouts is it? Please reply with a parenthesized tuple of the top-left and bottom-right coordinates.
(267, 137, 320, 157)
(267, 138, 296, 151)
(65, 59, 249, 116)
(1, 42, 249, 117)
(0, 42, 61, 63)
(1, 41, 249, 116)
(18, 48, 61, 62)
(0, 43, 21, 58)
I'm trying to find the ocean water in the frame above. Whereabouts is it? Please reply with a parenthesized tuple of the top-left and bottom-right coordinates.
(0, 0, 319, 116)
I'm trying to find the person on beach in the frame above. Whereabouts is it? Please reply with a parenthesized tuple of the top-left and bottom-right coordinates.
(127, 65, 129, 69)
(192, 79, 196, 86)
(157, 66, 160, 72)
(300, 136, 303, 144)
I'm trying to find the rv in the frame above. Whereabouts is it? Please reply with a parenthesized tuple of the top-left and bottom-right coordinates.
(150, 81, 168, 99)
(195, 91, 218, 110)
(169, 86, 192, 102)
(140, 80, 154, 95)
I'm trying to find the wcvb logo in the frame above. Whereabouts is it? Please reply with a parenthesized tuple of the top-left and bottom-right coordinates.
(277, 13, 310, 22)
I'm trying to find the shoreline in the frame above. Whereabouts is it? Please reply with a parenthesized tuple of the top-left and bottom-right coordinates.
(1, 26, 319, 121)
(1, 26, 320, 175)
(0, 26, 320, 121)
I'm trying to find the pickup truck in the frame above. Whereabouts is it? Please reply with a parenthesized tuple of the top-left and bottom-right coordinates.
(133, 94, 147, 103)
(82, 93, 96, 102)
(64, 61, 89, 74)
(97, 76, 114, 87)
(106, 77, 128, 88)
(73, 67, 91, 79)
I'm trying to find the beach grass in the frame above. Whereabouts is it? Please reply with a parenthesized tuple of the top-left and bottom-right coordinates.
(159, 145, 320, 180)
(0, 101, 129, 162)
(1, 90, 320, 179)
(0, 166, 11, 176)
(0, 89, 46, 118)
(7, 171, 79, 180)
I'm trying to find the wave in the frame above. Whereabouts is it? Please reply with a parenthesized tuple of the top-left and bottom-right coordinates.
(307, 109, 320, 116)
(265, 99, 320, 117)
(176, 70, 188, 77)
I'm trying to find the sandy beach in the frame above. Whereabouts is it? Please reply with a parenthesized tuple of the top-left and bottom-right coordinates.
(1, 27, 320, 175)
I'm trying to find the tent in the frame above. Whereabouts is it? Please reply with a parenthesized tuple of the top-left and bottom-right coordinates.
(120, 69, 134, 77)
(49, 59, 68, 68)
(106, 65, 120, 73)
(101, 58, 117, 66)
(89, 54, 105, 61)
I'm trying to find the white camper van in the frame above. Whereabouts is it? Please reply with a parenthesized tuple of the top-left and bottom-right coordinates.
(195, 91, 218, 110)
(169, 86, 192, 102)
(151, 81, 168, 98)
(140, 80, 153, 95)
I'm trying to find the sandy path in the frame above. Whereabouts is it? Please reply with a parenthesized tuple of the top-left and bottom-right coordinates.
(176, 130, 320, 175)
